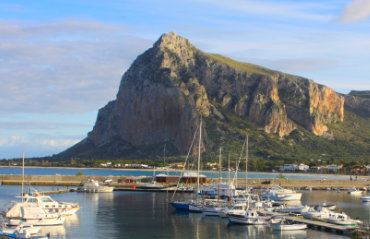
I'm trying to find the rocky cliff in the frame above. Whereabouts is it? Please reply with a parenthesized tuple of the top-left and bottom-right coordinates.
(59, 32, 350, 159)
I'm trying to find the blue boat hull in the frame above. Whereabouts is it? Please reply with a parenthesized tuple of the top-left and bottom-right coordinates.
(170, 202, 189, 211)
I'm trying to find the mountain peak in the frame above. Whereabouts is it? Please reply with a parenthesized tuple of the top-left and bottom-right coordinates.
(154, 32, 193, 51)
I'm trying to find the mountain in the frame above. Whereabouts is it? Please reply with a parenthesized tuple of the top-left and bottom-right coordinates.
(57, 32, 369, 161)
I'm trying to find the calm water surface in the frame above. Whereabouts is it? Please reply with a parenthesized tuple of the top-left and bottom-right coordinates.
(0, 185, 369, 239)
(0, 167, 364, 180)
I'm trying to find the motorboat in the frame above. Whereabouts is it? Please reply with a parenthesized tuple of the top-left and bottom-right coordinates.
(200, 183, 236, 198)
(314, 202, 336, 211)
(4, 202, 65, 226)
(326, 212, 357, 227)
(78, 179, 114, 193)
(23, 192, 80, 216)
(348, 187, 363, 195)
(202, 199, 227, 216)
(360, 195, 370, 202)
(228, 208, 270, 225)
(0, 223, 49, 239)
(270, 218, 307, 231)
(219, 202, 247, 218)
(262, 186, 302, 201)
(302, 206, 331, 221)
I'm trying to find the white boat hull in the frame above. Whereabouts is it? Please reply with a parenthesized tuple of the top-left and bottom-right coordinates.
(228, 215, 270, 225)
(271, 223, 307, 231)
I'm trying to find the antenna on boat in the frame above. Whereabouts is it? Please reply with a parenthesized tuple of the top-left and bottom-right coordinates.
(21, 150, 24, 203)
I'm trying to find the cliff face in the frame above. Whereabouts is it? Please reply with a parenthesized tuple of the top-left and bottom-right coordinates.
(60, 32, 347, 158)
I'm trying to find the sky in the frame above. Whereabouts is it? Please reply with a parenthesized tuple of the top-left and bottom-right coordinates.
(0, 0, 369, 159)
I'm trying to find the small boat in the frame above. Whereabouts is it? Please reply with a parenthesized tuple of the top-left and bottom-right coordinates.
(0, 223, 49, 239)
(326, 212, 357, 227)
(271, 218, 307, 231)
(348, 187, 363, 195)
(78, 179, 114, 193)
(219, 202, 247, 218)
(202, 199, 227, 216)
(360, 196, 370, 202)
(228, 209, 270, 225)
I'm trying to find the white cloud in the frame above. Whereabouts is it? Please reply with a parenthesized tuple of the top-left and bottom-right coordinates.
(339, 0, 370, 23)
(192, 0, 335, 21)
(0, 19, 152, 114)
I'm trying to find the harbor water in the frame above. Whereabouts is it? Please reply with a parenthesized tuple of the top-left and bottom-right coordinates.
(0, 167, 365, 181)
(0, 185, 369, 239)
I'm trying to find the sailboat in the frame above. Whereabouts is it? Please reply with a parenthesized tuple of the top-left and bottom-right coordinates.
(170, 117, 203, 211)
(138, 166, 165, 189)
(202, 147, 228, 216)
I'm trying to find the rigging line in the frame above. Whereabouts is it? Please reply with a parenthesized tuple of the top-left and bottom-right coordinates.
(171, 123, 200, 200)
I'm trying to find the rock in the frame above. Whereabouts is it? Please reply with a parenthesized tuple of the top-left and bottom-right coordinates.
(58, 32, 349, 159)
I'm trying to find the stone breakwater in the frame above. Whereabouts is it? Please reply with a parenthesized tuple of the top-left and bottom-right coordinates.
(0, 174, 369, 190)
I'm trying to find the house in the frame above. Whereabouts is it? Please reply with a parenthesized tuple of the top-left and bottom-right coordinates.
(327, 164, 343, 172)
(279, 164, 298, 172)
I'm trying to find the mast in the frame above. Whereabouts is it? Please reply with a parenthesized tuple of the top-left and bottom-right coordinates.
(21, 150, 24, 203)
(245, 135, 248, 192)
(196, 116, 202, 197)
(163, 143, 167, 176)
(218, 147, 222, 200)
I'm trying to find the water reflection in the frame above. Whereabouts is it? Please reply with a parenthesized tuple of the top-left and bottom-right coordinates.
(39, 225, 66, 238)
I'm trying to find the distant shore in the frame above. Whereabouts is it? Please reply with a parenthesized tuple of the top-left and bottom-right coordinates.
(0, 165, 368, 180)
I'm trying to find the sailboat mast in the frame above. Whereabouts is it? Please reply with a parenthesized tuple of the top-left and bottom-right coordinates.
(21, 150, 24, 203)
(218, 147, 222, 200)
(197, 117, 202, 196)
(245, 135, 248, 192)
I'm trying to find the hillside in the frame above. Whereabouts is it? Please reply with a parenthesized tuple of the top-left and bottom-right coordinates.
(56, 32, 369, 162)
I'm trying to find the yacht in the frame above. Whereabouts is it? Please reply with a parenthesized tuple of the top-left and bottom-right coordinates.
(23, 192, 80, 216)
(262, 186, 302, 201)
(4, 202, 65, 226)
(79, 179, 114, 193)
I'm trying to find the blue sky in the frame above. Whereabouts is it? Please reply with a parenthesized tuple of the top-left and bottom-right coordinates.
(0, 0, 369, 159)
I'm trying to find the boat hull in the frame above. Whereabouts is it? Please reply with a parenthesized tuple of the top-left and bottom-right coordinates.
(170, 202, 189, 211)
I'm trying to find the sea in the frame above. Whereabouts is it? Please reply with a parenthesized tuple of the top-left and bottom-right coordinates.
(0, 167, 363, 181)
(0, 184, 369, 239)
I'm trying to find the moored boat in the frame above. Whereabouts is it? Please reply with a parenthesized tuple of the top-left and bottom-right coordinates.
(270, 218, 307, 231)
(360, 195, 370, 202)
(78, 179, 114, 193)
(0, 223, 49, 239)
(228, 209, 270, 225)
(23, 192, 80, 216)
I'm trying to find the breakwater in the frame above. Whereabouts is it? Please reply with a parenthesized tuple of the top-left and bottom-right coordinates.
(1, 174, 369, 190)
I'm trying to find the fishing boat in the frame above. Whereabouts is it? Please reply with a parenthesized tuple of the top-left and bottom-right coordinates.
(270, 218, 307, 231)
(78, 179, 114, 193)
(360, 195, 370, 202)
(0, 223, 49, 239)
(228, 208, 270, 225)
(22, 192, 80, 216)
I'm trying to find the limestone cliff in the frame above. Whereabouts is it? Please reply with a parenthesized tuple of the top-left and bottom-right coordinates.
(59, 32, 347, 159)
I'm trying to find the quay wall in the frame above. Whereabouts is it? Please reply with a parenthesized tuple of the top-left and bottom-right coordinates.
(0, 174, 369, 190)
